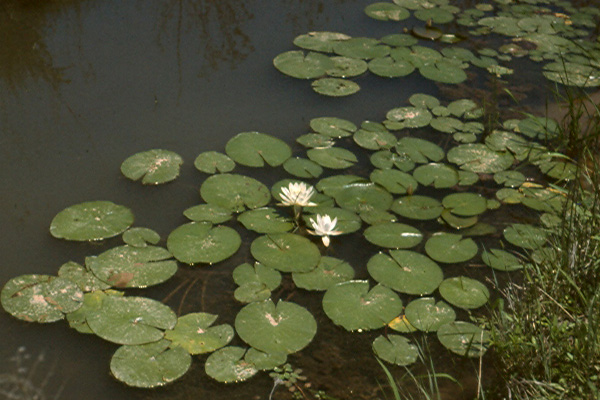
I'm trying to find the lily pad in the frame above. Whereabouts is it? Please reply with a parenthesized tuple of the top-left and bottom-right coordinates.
(303, 207, 362, 234)
(296, 133, 334, 148)
(225, 132, 292, 167)
(273, 50, 333, 79)
(120, 149, 183, 185)
(353, 127, 397, 150)
(233, 262, 282, 303)
(333, 183, 393, 212)
(365, 2, 410, 21)
(437, 321, 490, 357)
(194, 151, 235, 174)
(388, 315, 418, 333)
(367, 250, 443, 295)
(244, 348, 287, 371)
(419, 62, 467, 84)
(447, 144, 514, 173)
(364, 222, 423, 249)
(442, 193, 488, 216)
(50, 201, 134, 241)
(372, 335, 419, 366)
(333, 37, 391, 59)
(440, 209, 478, 229)
(386, 108, 433, 128)
(312, 78, 361, 97)
(413, 163, 459, 188)
(205, 346, 258, 383)
(425, 233, 478, 263)
(58, 261, 110, 292)
(409, 93, 440, 109)
(307, 147, 358, 169)
(293, 31, 351, 53)
(167, 222, 241, 265)
(370, 169, 418, 194)
(283, 157, 323, 178)
(438, 277, 489, 309)
(66, 289, 123, 334)
(86, 245, 177, 288)
(503, 223, 548, 249)
(482, 249, 523, 272)
(238, 207, 294, 234)
(396, 137, 444, 163)
(430, 116, 464, 133)
(86, 296, 177, 345)
(235, 300, 317, 354)
(183, 204, 232, 224)
(494, 170, 526, 187)
(327, 56, 369, 78)
(368, 57, 415, 78)
(292, 256, 355, 291)
(110, 339, 191, 388)
(405, 297, 456, 332)
(250, 233, 321, 273)
(316, 175, 367, 197)
(391, 195, 443, 220)
(164, 313, 234, 355)
(122, 227, 160, 248)
(310, 117, 357, 138)
(200, 174, 271, 212)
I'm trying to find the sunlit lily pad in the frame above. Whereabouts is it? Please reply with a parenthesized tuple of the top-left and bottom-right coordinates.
(310, 117, 357, 138)
(438, 277, 489, 309)
(293, 31, 351, 52)
(368, 57, 415, 78)
(194, 151, 235, 174)
(58, 261, 110, 292)
(50, 201, 134, 241)
(250, 233, 321, 273)
(1, 275, 84, 323)
(283, 157, 324, 178)
(238, 207, 293, 234)
(205, 346, 258, 383)
(425, 233, 478, 263)
(353, 127, 397, 150)
(365, 2, 410, 20)
(333, 37, 391, 59)
(312, 78, 361, 97)
(437, 321, 490, 357)
(396, 137, 444, 163)
(388, 315, 418, 333)
(164, 313, 234, 355)
(327, 56, 369, 78)
(413, 163, 459, 188)
(442, 193, 488, 216)
(386, 107, 433, 128)
(503, 223, 548, 249)
(225, 132, 292, 167)
(367, 250, 443, 295)
(66, 289, 123, 334)
(323, 281, 403, 331)
(87, 296, 177, 345)
(244, 348, 287, 371)
(316, 175, 367, 197)
(482, 249, 523, 272)
(364, 222, 423, 249)
(120, 149, 183, 185)
(405, 298, 456, 332)
(307, 147, 358, 169)
(391, 195, 443, 220)
(372, 335, 418, 366)
(110, 339, 191, 388)
(200, 174, 271, 212)
(167, 222, 241, 265)
(233, 262, 282, 293)
(370, 169, 418, 194)
(292, 256, 355, 291)
(273, 51, 333, 79)
(86, 245, 177, 288)
(235, 300, 317, 354)
(334, 183, 393, 212)
(447, 144, 514, 173)
(122, 227, 160, 248)
(183, 204, 232, 224)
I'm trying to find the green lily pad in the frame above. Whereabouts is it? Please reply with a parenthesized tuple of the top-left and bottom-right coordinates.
(458, 170, 479, 185)
(86, 296, 177, 345)
(205, 346, 258, 383)
(303, 207, 362, 234)
(353, 127, 397, 150)
(442, 192, 488, 217)
(391, 195, 443, 220)
(326, 56, 369, 78)
(310, 117, 357, 138)
(1, 275, 84, 323)
(447, 99, 479, 117)
(293, 31, 351, 52)
(543, 61, 600, 87)
(312, 78, 361, 97)
(110, 339, 191, 388)
(66, 290, 123, 334)
(244, 348, 287, 371)
(503, 223, 548, 249)
(430, 116, 464, 133)
(438, 277, 489, 309)
(273, 50, 333, 79)
(316, 175, 367, 197)
(409, 93, 440, 109)
(250, 233, 321, 273)
(233, 263, 282, 291)
(167, 222, 241, 265)
(413, 163, 459, 188)
(58, 261, 110, 292)
(373, 335, 419, 366)
(333, 183, 393, 213)
(333, 37, 391, 59)
(496, 188, 524, 204)
(386, 107, 433, 128)
(388, 315, 418, 333)
(419, 62, 467, 84)
(482, 249, 523, 272)
(364, 222, 423, 249)
(283, 157, 323, 178)
(494, 170, 526, 187)
(367, 250, 443, 295)
(461, 223, 497, 237)
(405, 298, 456, 332)
(392, 46, 442, 69)
(370, 169, 418, 194)
(50, 201, 134, 241)
(200, 174, 271, 212)
(359, 209, 397, 225)
(238, 207, 293, 234)
(86, 245, 177, 288)
(183, 204, 233, 224)
(425, 233, 478, 263)
(365, 2, 410, 20)
(122, 227, 160, 248)
(447, 144, 514, 173)
(323, 281, 403, 331)
(437, 321, 490, 357)
(235, 300, 317, 354)
(381, 33, 418, 47)
(225, 132, 291, 167)
(396, 137, 444, 163)
(292, 256, 355, 291)
(307, 147, 358, 169)
(370, 150, 415, 171)
(368, 57, 415, 78)
(412, 25, 443, 40)
(164, 313, 234, 355)
(296, 133, 334, 148)
(440, 209, 478, 229)
(194, 151, 235, 174)
(120, 149, 183, 185)
(414, 7, 455, 23)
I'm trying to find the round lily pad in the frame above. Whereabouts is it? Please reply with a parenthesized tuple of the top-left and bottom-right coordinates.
(235, 300, 317, 354)
(233, 262, 282, 290)
(205, 346, 258, 383)
(316, 175, 368, 197)
(437, 321, 490, 357)
(200, 174, 271, 212)
(323, 281, 403, 331)
(238, 207, 293, 234)
(120, 149, 183, 185)
(494, 170, 526, 187)
(372, 335, 419, 366)
(86, 245, 177, 288)
(194, 151, 235, 174)
(333, 37, 391, 59)
(292, 256, 355, 291)
(370, 169, 418, 194)
(409, 93, 440, 109)
(391, 195, 443, 220)
(86, 296, 177, 345)
(293, 31, 351, 53)
(425, 233, 478, 263)
(296, 133, 334, 148)
(365, 2, 410, 21)
(353, 127, 397, 150)
(442, 193, 488, 216)
(438, 277, 489, 309)
(396, 137, 444, 163)
(110, 339, 191, 388)
(413, 163, 459, 188)
(50, 201, 134, 241)
(482, 249, 523, 271)
(273, 50, 333, 79)
(404, 297, 456, 332)
(310, 117, 357, 138)
(164, 313, 234, 355)
(327, 56, 368, 78)
(66, 289, 123, 334)
(225, 132, 292, 167)
(312, 78, 361, 97)
(503, 223, 548, 249)
(58, 261, 110, 292)
(386, 107, 433, 129)
(447, 144, 514, 173)
(1, 275, 84, 323)
(367, 250, 443, 295)
(430, 116, 464, 133)
(307, 147, 358, 169)
(368, 57, 415, 78)
(364, 222, 423, 249)
(414, 7, 455, 23)
(419, 62, 467, 84)
(183, 204, 232, 224)
(381, 33, 418, 47)
(244, 348, 287, 371)
(440, 209, 478, 229)
(250, 233, 321, 273)
(167, 222, 241, 265)
(333, 183, 393, 212)
(283, 157, 323, 179)
(303, 207, 362, 234)
(122, 227, 160, 248)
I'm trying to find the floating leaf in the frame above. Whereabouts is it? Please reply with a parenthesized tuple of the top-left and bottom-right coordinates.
(66, 289, 123, 334)
(409, 93, 440, 109)
(194, 151, 235, 174)
(367, 250, 443, 295)
(200, 174, 271, 212)
(273, 51, 333, 79)
(292, 256, 355, 291)
(183, 204, 232, 224)
(238, 207, 293, 234)
(386, 107, 433, 128)
(368, 57, 415, 78)
(442, 193, 488, 217)
(120, 149, 183, 185)
(419, 62, 467, 84)
(283, 157, 323, 178)
(167, 222, 241, 265)
(414, 7, 455, 23)
(353, 127, 397, 150)
(50, 201, 134, 241)
(316, 175, 368, 197)
(333, 37, 391, 59)
(482, 249, 523, 271)
(293, 31, 351, 52)
(503, 223, 548, 249)
(304, 207, 362, 234)
(250, 233, 321, 273)
(359, 209, 397, 225)
(440, 209, 478, 229)
(396, 137, 444, 163)
(437, 321, 490, 357)
(388, 315, 418, 333)
(371, 150, 415, 171)
(110, 339, 191, 388)
(425, 233, 478, 264)
(244, 348, 287, 371)
(310, 117, 357, 138)
(233, 262, 282, 303)
(381, 33, 418, 47)
(164, 313, 234, 355)
(438, 277, 489, 309)
(312, 78, 360, 97)
(430, 116, 464, 133)
(365, 2, 410, 21)
(58, 261, 110, 292)
(391, 195, 443, 220)
(494, 170, 526, 187)
(225, 132, 291, 167)
(334, 183, 393, 212)
(205, 347, 258, 383)
(122, 227, 160, 248)
(327, 56, 368, 78)
(307, 147, 358, 169)
(235, 300, 317, 354)
(405, 298, 456, 332)
(413, 163, 459, 188)
(543, 61, 600, 87)
(447, 144, 514, 173)
(370, 169, 418, 194)
(364, 222, 423, 249)
(373, 335, 418, 366)
(296, 133, 334, 148)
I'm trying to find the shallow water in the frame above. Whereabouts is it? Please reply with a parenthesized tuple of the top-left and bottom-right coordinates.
(0, 0, 558, 399)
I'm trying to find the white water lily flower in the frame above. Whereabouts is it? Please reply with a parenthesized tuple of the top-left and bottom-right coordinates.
(308, 214, 343, 247)
(279, 182, 317, 207)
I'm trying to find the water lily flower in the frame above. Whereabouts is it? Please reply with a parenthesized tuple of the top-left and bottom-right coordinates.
(279, 182, 317, 207)
(308, 214, 343, 247)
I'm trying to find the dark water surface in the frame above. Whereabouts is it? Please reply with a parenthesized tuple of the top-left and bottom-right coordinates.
(0, 0, 530, 399)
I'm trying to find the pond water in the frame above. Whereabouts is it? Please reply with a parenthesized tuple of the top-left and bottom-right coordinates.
(1, 0, 593, 399)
